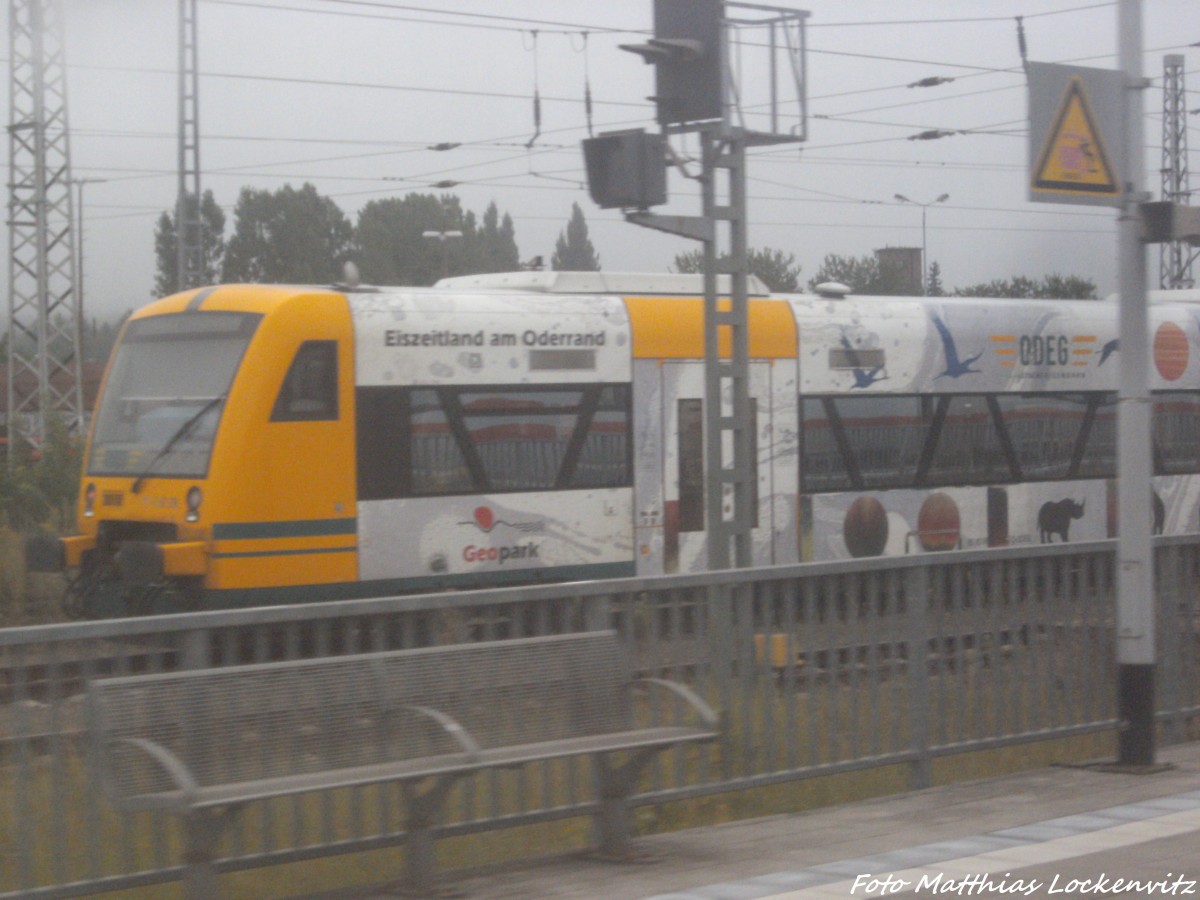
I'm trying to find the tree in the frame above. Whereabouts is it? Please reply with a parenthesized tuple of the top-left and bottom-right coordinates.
(0, 461, 50, 532)
(926, 261, 946, 297)
(27, 414, 81, 531)
(551, 203, 600, 271)
(954, 273, 1097, 299)
(0, 413, 80, 533)
(354, 194, 521, 286)
(808, 253, 911, 295)
(672, 246, 802, 292)
(1037, 274, 1099, 299)
(221, 183, 353, 284)
(82, 313, 129, 363)
(152, 189, 226, 296)
(475, 202, 520, 273)
(355, 193, 457, 285)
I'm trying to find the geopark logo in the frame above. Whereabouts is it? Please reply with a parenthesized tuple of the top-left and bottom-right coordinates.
(458, 506, 545, 566)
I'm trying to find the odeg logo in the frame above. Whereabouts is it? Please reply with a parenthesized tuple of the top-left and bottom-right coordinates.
(1018, 334, 1070, 366)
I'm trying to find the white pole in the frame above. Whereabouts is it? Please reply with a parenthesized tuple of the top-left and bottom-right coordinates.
(1115, 0, 1154, 766)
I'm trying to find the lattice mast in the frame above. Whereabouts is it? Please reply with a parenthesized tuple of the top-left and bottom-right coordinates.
(615, 0, 808, 568)
(1159, 54, 1194, 288)
(176, 0, 204, 290)
(6, 0, 81, 456)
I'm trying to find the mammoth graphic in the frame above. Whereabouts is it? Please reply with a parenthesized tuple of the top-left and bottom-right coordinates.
(1038, 498, 1085, 543)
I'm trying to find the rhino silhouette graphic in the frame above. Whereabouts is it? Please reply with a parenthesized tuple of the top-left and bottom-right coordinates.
(1038, 498, 1085, 543)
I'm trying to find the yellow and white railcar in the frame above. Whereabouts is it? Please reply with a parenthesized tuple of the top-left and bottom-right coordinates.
(30, 272, 1200, 616)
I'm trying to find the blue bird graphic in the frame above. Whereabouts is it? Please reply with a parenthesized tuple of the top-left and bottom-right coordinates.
(932, 315, 982, 378)
(1098, 338, 1119, 365)
(840, 335, 887, 388)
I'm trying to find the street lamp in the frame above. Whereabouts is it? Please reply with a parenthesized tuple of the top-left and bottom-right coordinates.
(422, 229, 463, 279)
(894, 193, 949, 295)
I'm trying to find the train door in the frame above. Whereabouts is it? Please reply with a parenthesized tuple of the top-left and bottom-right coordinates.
(660, 360, 787, 573)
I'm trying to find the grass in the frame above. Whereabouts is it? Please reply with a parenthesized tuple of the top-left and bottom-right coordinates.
(0, 525, 69, 627)
(0, 526, 26, 624)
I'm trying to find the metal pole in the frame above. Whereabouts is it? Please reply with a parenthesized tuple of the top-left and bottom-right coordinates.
(920, 207, 927, 296)
(701, 130, 725, 570)
(895, 194, 947, 296)
(31, 0, 50, 445)
(176, 0, 202, 291)
(176, 0, 187, 289)
(1115, 0, 1155, 767)
(72, 177, 105, 333)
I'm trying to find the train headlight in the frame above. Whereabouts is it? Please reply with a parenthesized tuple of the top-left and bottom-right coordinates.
(84, 483, 96, 518)
(185, 487, 203, 522)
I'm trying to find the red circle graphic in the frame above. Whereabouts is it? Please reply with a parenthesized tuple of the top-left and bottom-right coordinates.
(1154, 322, 1189, 381)
(918, 492, 961, 552)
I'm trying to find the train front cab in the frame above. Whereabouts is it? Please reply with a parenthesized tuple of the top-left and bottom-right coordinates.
(39, 285, 358, 616)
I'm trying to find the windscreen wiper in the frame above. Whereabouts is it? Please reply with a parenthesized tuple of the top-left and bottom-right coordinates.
(130, 394, 226, 494)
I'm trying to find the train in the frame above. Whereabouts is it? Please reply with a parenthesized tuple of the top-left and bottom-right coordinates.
(25, 270, 1200, 617)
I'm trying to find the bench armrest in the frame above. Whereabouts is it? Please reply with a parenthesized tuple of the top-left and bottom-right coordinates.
(405, 705, 482, 761)
(102, 737, 199, 811)
(632, 678, 720, 730)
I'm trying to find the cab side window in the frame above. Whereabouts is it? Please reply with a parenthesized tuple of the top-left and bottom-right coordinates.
(271, 341, 339, 422)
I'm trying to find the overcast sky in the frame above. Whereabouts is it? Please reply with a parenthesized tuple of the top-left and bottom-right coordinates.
(14, 0, 1200, 319)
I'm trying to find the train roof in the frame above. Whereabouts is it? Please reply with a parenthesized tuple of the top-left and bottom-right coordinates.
(434, 272, 1200, 306)
(434, 270, 771, 296)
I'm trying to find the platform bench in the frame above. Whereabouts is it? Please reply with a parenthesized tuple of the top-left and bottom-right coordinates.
(85, 630, 720, 898)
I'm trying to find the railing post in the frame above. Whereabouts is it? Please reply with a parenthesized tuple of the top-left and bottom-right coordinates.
(708, 581, 736, 781)
(583, 593, 610, 633)
(180, 627, 208, 670)
(906, 565, 932, 789)
(182, 812, 225, 900)
(1157, 545, 1181, 745)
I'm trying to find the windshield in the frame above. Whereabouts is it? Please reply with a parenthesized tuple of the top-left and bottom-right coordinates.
(87, 312, 261, 478)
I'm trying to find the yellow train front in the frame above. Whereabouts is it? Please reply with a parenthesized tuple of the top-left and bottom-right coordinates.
(32, 285, 354, 615)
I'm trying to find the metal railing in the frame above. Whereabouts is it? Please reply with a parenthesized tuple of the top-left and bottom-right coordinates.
(2, 538, 1198, 897)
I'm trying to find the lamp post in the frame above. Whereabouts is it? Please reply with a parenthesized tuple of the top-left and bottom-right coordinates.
(894, 193, 949, 295)
(422, 229, 463, 279)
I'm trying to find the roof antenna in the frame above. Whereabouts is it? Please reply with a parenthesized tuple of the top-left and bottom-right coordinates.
(525, 30, 542, 149)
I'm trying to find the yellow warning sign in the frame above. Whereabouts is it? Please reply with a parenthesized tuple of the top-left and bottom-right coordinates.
(1031, 76, 1119, 198)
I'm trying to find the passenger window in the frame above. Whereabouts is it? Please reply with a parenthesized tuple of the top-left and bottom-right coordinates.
(271, 341, 339, 422)
(924, 395, 1013, 485)
(355, 383, 631, 500)
(678, 399, 705, 532)
(1154, 391, 1200, 475)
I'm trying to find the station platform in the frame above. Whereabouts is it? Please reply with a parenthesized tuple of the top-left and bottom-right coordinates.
(325, 740, 1200, 899)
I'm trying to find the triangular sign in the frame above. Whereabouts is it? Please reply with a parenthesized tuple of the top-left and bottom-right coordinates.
(1031, 76, 1120, 197)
